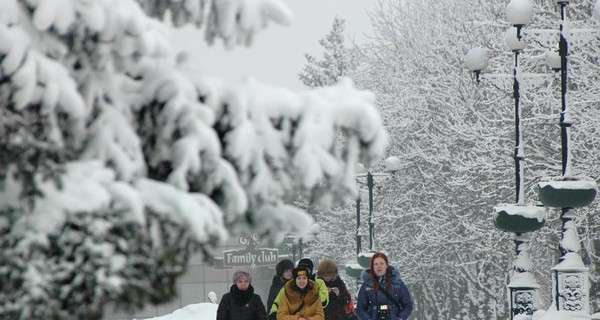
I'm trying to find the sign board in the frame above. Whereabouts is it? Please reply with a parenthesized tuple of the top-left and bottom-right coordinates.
(219, 234, 279, 268)
(223, 248, 278, 268)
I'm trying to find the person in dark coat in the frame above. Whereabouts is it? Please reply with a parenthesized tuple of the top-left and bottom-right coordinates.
(266, 259, 294, 320)
(217, 268, 267, 320)
(356, 252, 413, 320)
(317, 259, 352, 320)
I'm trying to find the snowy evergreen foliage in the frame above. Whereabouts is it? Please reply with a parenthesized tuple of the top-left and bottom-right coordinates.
(0, 0, 387, 318)
(299, 17, 349, 88)
(136, 0, 294, 48)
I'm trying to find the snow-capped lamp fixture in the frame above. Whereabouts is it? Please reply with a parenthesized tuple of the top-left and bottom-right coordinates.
(465, 47, 489, 83)
(345, 251, 377, 283)
(384, 156, 402, 172)
(506, 0, 533, 39)
(544, 49, 561, 72)
(505, 27, 527, 52)
(538, 177, 597, 209)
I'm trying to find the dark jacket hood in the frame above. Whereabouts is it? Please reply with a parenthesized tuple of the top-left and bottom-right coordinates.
(271, 274, 289, 285)
(360, 265, 401, 287)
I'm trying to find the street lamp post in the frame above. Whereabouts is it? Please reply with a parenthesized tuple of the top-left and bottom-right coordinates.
(532, 1, 599, 316)
(355, 156, 401, 253)
(367, 171, 375, 250)
(468, 0, 600, 317)
(355, 195, 362, 256)
(284, 224, 320, 265)
(355, 171, 385, 253)
(346, 156, 402, 285)
(466, 1, 547, 318)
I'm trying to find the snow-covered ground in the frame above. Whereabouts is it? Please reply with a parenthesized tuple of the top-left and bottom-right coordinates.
(134, 303, 217, 320)
(135, 303, 600, 320)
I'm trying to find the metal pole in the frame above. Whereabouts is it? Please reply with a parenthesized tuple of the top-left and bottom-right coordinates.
(513, 50, 524, 205)
(292, 239, 297, 264)
(558, 1, 570, 176)
(367, 171, 374, 250)
(555, 3, 585, 313)
(558, 0, 572, 266)
(356, 195, 362, 255)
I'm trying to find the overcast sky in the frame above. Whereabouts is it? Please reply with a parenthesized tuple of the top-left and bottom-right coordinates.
(171, 0, 377, 90)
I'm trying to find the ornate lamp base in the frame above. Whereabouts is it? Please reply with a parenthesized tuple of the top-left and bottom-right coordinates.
(552, 253, 590, 315)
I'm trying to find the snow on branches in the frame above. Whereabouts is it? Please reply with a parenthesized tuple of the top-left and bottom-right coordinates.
(0, 0, 386, 317)
(1, 0, 386, 254)
(138, 0, 294, 48)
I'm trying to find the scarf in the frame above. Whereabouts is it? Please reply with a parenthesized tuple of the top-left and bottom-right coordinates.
(230, 284, 254, 305)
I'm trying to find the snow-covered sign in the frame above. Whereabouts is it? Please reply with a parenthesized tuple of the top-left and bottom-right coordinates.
(220, 234, 278, 268)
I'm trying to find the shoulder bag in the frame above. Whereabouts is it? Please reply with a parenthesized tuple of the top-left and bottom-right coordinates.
(378, 286, 402, 312)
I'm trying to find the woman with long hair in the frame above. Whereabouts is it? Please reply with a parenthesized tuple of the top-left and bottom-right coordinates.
(356, 252, 413, 320)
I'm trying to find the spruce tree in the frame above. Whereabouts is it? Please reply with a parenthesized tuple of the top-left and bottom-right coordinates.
(299, 17, 349, 88)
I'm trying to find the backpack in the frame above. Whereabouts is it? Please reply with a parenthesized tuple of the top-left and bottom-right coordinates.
(344, 289, 357, 320)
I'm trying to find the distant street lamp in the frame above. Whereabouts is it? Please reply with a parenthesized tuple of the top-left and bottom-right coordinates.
(346, 156, 401, 287)
(355, 156, 401, 254)
(283, 224, 320, 264)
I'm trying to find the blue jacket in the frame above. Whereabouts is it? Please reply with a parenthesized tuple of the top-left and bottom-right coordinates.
(356, 266, 412, 320)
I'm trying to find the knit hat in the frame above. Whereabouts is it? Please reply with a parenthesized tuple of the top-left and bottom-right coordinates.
(292, 266, 311, 279)
(297, 258, 314, 273)
(232, 269, 252, 284)
(276, 259, 294, 277)
(317, 259, 338, 277)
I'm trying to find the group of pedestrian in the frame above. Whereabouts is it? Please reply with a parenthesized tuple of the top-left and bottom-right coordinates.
(216, 252, 413, 320)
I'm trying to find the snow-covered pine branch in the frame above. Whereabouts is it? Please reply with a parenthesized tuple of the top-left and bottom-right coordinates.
(0, 0, 386, 317)
(137, 0, 294, 48)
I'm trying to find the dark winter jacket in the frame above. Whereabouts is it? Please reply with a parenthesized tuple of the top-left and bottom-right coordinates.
(356, 266, 412, 320)
(321, 275, 351, 320)
(266, 275, 287, 320)
(216, 284, 267, 320)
